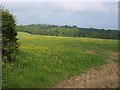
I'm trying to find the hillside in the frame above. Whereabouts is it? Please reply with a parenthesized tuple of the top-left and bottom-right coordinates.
(17, 24, 120, 40)
(3, 32, 119, 88)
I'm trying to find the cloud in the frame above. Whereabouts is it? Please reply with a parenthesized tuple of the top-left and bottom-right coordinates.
(52, 2, 106, 13)
(50, 2, 118, 16)
(3, 2, 117, 14)
(2, 0, 119, 2)
(2, 2, 118, 29)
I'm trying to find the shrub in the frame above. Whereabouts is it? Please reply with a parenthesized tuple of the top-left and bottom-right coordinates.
(1, 7, 19, 61)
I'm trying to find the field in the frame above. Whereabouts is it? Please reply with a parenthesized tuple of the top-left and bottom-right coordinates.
(2, 32, 119, 88)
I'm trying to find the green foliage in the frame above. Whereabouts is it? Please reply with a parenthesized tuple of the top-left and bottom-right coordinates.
(1, 8, 19, 61)
(17, 24, 120, 40)
(2, 32, 119, 88)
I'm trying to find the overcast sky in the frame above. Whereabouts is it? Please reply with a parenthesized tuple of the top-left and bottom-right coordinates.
(3, 1, 118, 30)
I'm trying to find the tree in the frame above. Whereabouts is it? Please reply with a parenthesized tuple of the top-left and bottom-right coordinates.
(1, 7, 19, 61)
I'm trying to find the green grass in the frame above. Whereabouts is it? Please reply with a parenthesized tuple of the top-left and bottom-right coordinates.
(2, 32, 119, 88)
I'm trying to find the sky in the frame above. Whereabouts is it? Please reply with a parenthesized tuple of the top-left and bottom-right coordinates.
(2, 0, 119, 30)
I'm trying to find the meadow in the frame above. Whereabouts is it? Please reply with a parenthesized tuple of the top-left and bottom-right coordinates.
(2, 32, 119, 88)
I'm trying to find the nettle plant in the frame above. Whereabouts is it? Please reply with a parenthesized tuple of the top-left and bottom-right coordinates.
(1, 7, 19, 61)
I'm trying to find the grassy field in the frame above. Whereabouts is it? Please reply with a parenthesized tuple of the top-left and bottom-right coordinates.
(2, 32, 119, 88)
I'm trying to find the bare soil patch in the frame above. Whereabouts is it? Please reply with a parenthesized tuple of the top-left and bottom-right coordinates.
(55, 52, 119, 88)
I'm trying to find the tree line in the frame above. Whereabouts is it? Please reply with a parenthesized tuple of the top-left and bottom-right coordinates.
(17, 24, 120, 40)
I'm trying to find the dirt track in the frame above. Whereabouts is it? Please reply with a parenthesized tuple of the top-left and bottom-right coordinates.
(55, 52, 119, 88)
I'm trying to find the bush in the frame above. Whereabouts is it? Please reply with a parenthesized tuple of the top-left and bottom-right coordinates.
(1, 8, 19, 61)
